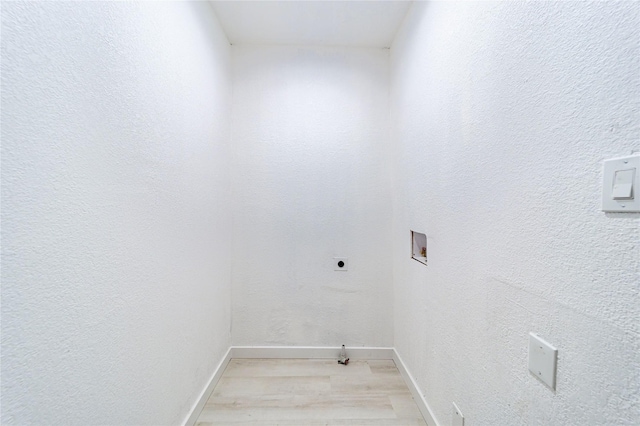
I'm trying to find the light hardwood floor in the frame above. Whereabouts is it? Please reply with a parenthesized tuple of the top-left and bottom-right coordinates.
(195, 358, 427, 425)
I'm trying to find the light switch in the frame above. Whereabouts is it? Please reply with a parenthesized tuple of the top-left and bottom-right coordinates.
(528, 333, 557, 390)
(611, 169, 634, 199)
(602, 154, 640, 212)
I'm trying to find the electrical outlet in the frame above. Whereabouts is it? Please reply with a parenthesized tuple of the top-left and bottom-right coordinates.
(333, 257, 348, 271)
(452, 402, 464, 426)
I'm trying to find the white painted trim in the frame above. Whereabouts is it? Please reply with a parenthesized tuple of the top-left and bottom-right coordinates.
(182, 346, 232, 426)
(231, 346, 395, 360)
(392, 348, 440, 426)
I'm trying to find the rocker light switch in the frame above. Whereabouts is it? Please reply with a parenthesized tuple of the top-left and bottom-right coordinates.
(611, 169, 634, 199)
(602, 154, 640, 212)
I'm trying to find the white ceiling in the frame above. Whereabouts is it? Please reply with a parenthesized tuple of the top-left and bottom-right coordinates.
(209, 1, 413, 48)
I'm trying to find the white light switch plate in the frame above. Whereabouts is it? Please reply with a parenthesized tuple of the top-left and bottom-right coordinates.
(452, 402, 464, 426)
(528, 333, 558, 390)
(602, 154, 640, 212)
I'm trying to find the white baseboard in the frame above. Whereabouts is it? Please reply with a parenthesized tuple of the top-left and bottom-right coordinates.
(231, 345, 394, 360)
(183, 346, 232, 426)
(183, 346, 438, 426)
(392, 348, 440, 426)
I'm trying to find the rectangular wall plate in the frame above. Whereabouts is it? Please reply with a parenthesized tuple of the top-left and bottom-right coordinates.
(528, 333, 558, 390)
(602, 154, 640, 212)
(452, 402, 464, 426)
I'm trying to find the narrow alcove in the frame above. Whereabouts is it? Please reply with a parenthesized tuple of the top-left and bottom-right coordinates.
(2, 1, 638, 425)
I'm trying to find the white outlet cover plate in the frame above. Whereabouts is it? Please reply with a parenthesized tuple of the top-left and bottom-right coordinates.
(333, 257, 348, 271)
(602, 154, 640, 212)
(528, 332, 558, 390)
(452, 402, 464, 426)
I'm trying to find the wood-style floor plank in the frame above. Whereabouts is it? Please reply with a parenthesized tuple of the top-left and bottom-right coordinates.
(195, 358, 427, 425)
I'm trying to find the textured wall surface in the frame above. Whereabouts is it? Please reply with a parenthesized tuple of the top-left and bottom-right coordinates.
(4, 2, 639, 424)
(231, 46, 393, 347)
(390, 2, 639, 425)
(1, 2, 232, 424)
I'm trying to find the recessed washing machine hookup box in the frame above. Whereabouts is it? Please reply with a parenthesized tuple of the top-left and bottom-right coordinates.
(411, 231, 427, 266)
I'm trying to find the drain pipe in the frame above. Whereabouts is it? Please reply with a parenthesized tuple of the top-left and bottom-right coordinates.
(338, 344, 349, 365)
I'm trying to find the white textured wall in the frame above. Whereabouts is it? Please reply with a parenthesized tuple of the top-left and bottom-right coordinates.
(1, 2, 232, 424)
(231, 46, 393, 347)
(391, 2, 639, 425)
